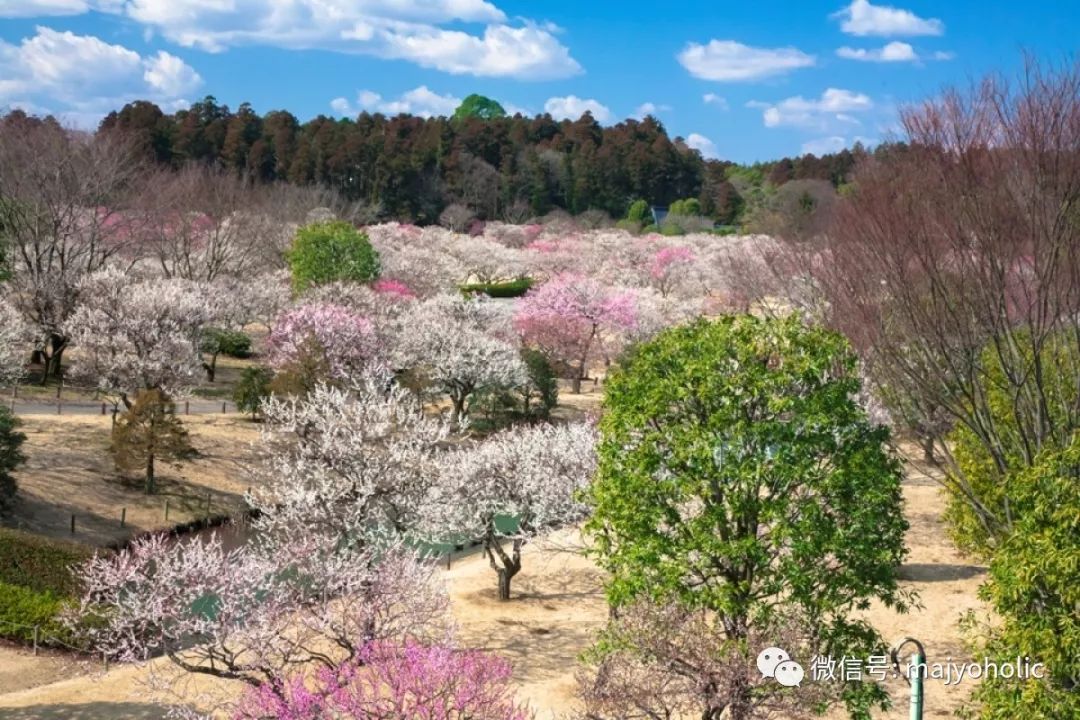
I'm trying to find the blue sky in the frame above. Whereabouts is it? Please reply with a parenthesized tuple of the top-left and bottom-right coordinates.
(1, 0, 1077, 162)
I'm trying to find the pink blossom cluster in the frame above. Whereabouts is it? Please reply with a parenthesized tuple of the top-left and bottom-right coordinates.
(267, 302, 379, 381)
(234, 640, 531, 720)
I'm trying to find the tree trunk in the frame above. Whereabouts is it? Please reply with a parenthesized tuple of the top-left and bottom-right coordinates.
(497, 567, 513, 601)
(571, 376, 582, 394)
(40, 336, 67, 385)
(203, 353, 218, 382)
(145, 452, 155, 495)
(485, 535, 523, 601)
(920, 435, 937, 464)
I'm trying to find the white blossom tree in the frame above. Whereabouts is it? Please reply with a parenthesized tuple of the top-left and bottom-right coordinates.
(0, 297, 30, 386)
(0, 124, 144, 383)
(250, 372, 451, 554)
(394, 294, 527, 427)
(423, 422, 597, 600)
(68, 268, 211, 406)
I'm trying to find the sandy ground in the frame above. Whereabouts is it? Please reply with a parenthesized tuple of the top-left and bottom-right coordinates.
(1, 413, 261, 546)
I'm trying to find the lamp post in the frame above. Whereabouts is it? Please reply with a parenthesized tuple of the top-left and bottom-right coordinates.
(891, 637, 926, 720)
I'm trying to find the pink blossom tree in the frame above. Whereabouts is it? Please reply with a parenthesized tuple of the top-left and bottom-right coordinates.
(234, 640, 531, 720)
(649, 245, 696, 297)
(514, 274, 638, 393)
(267, 303, 379, 385)
(423, 422, 597, 600)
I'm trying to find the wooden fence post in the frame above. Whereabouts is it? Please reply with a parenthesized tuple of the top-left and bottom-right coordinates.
(32, 625, 39, 656)
(56, 399, 61, 415)
(70, 514, 75, 534)
(221, 401, 227, 414)
(101, 402, 106, 416)
(120, 507, 126, 528)
(163, 499, 170, 521)
(185, 400, 190, 415)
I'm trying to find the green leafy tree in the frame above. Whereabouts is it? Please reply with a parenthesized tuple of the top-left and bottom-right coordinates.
(585, 316, 911, 719)
(286, 220, 380, 292)
(0, 407, 26, 512)
(626, 199, 650, 223)
(452, 95, 507, 121)
(110, 389, 194, 494)
(965, 434, 1080, 719)
(233, 366, 274, 420)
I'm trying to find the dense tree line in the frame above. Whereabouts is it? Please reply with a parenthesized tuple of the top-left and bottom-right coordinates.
(78, 97, 861, 224)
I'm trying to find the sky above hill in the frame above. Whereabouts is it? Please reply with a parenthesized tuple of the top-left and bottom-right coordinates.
(1, 0, 1076, 162)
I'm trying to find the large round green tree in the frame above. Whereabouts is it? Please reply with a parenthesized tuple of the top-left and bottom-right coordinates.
(452, 94, 507, 121)
(287, 220, 380, 292)
(585, 315, 911, 719)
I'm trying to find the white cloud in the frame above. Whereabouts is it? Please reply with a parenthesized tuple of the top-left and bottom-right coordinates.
(677, 40, 815, 81)
(686, 132, 718, 159)
(801, 135, 876, 155)
(832, 0, 943, 37)
(378, 23, 581, 79)
(143, 50, 203, 96)
(633, 101, 671, 118)
(0, 26, 201, 112)
(63, 0, 581, 80)
(544, 95, 611, 123)
(703, 92, 729, 110)
(331, 85, 461, 118)
(932, 50, 955, 61)
(836, 41, 917, 62)
(754, 88, 873, 129)
(0, 0, 87, 17)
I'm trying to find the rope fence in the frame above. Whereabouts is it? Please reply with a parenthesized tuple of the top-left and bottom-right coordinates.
(6, 383, 237, 417)
(0, 618, 109, 667)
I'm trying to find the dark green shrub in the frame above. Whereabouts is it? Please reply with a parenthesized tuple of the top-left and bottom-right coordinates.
(201, 328, 252, 359)
(0, 406, 25, 512)
(459, 277, 534, 298)
(0, 528, 93, 597)
(234, 366, 274, 419)
(287, 220, 380, 291)
(521, 348, 558, 419)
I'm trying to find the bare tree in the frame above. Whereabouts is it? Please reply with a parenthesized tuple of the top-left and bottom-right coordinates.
(801, 59, 1080, 548)
(439, 203, 475, 233)
(0, 119, 145, 383)
(139, 165, 270, 282)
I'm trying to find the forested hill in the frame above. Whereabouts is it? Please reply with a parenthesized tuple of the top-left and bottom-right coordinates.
(89, 96, 857, 224)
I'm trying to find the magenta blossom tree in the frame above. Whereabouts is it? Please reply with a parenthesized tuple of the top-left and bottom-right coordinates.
(267, 302, 379, 383)
(514, 274, 638, 393)
(234, 640, 531, 720)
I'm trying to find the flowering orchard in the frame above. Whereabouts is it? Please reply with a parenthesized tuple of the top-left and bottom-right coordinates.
(0, 213, 807, 719)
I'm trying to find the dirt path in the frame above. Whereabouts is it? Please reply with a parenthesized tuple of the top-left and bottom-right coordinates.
(0, 443, 985, 719)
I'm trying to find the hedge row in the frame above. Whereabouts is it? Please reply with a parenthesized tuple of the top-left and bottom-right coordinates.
(460, 277, 534, 298)
(0, 527, 94, 597)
